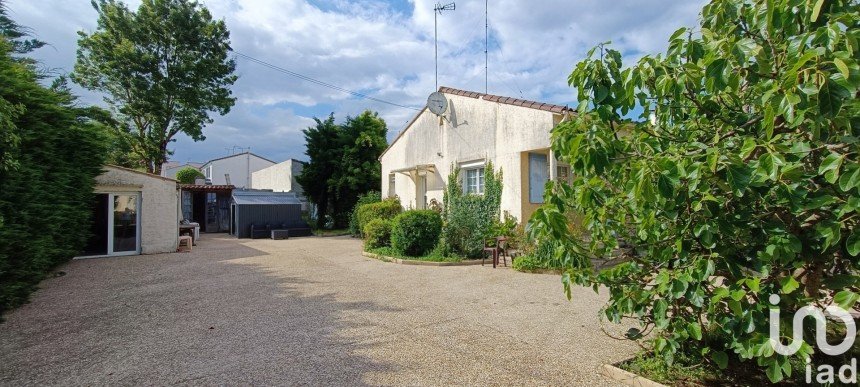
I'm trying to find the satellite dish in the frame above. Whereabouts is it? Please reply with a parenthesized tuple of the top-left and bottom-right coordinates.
(427, 92, 448, 116)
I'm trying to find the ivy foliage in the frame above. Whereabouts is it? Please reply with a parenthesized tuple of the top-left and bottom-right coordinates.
(442, 162, 503, 258)
(529, 0, 859, 382)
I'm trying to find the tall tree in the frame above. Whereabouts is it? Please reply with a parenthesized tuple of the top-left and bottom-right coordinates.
(297, 115, 341, 229)
(331, 111, 388, 226)
(0, 0, 44, 55)
(530, 0, 858, 382)
(297, 111, 388, 229)
(72, 0, 237, 174)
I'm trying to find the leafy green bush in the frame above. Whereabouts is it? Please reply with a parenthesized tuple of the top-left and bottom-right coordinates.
(175, 166, 203, 184)
(0, 39, 107, 316)
(529, 0, 859, 382)
(349, 191, 381, 236)
(442, 162, 503, 258)
(391, 210, 442, 256)
(512, 256, 542, 272)
(355, 198, 401, 237)
(363, 218, 392, 250)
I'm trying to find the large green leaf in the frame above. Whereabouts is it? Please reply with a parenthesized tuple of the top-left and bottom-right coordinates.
(834, 290, 859, 310)
(819, 78, 851, 117)
(726, 162, 753, 195)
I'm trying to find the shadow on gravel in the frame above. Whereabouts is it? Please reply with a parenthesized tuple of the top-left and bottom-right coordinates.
(0, 235, 397, 386)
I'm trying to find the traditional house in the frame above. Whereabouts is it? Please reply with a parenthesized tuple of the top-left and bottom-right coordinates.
(80, 165, 180, 257)
(200, 152, 276, 188)
(160, 161, 203, 180)
(380, 87, 573, 223)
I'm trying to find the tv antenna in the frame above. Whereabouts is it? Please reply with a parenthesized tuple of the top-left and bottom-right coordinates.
(484, 0, 488, 94)
(434, 2, 455, 90)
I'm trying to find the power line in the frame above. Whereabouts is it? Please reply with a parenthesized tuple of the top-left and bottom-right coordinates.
(233, 51, 422, 111)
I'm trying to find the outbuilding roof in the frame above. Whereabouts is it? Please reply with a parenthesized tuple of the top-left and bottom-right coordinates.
(232, 190, 302, 205)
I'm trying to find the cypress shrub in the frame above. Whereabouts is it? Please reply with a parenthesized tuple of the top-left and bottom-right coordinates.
(391, 210, 443, 257)
(0, 41, 107, 316)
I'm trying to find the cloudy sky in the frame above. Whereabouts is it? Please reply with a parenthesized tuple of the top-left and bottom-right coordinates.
(7, 0, 705, 164)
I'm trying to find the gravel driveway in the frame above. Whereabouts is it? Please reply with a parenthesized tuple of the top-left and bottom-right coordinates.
(0, 235, 636, 386)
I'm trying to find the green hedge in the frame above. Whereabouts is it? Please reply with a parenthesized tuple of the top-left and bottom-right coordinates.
(355, 198, 401, 237)
(391, 210, 442, 257)
(0, 41, 107, 316)
(363, 218, 392, 250)
(349, 191, 381, 236)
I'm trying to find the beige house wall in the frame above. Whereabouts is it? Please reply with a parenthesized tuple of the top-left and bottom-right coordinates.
(94, 166, 180, 255)
(251, 159, 304, 195)
(380, 91, 564, 223)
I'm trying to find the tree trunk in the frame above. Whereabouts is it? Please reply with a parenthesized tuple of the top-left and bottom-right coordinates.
(315, 196, 328, 229)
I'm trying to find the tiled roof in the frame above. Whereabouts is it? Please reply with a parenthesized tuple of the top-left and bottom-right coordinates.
(180, 184, 235, 191)
(438, 87, 572, 114)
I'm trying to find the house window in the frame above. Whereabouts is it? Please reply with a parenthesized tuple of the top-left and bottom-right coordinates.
(529, 153, 548, 203)
(204, 165, 212, 179)
(388, 173, 396, 197)
(556, 165, 570, 183)
(464, 167, 485, 195)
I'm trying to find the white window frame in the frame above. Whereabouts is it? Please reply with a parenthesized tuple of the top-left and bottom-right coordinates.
(388, 173, 396, 197)
(460, 160, 486, 195)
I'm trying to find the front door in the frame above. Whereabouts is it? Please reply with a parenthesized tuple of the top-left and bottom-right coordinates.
(416, 174, 427, 209)
(109, 193, 141, 255)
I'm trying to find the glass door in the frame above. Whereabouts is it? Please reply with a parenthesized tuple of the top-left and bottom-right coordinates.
(109, 193, 140, 255)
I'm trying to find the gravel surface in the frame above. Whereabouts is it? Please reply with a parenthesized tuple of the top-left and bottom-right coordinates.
(0, 235, 637, 386)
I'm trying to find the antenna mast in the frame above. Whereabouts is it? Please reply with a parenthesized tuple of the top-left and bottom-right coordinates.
(434, 2, 455, 91)
(485, 0, 488, 94)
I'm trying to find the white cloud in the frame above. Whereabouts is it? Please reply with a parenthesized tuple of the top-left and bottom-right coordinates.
(6, 0, 706, 163)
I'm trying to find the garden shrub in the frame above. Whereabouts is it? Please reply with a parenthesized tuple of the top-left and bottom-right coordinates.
(512, 256, 541, 272)
(355, 198, 401, 237)
(349, 190, 381, 236)
(528, 0, 860, 383)
(442, 162, 503, 258)
(363, 218, 392, 250)
(175, 167, 204, 184)
(391, 210, 442, 256)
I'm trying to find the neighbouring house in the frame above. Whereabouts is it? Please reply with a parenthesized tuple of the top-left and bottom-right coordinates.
(380, 87, 573, 223)
(180, 184, 235, 233)
(80, 165, 180, 257)
(230, 190, 311, 239)
(160, 161, 203, 180)
(250, 159, 308, 211)
(200, 152, 276, 188)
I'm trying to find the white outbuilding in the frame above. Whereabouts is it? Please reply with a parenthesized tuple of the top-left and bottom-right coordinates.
(80, 165, 180, 257)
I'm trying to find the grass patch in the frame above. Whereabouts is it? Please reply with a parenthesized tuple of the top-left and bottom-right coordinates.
(366, 246, 465, 263)
(619, 348, 858, 386)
